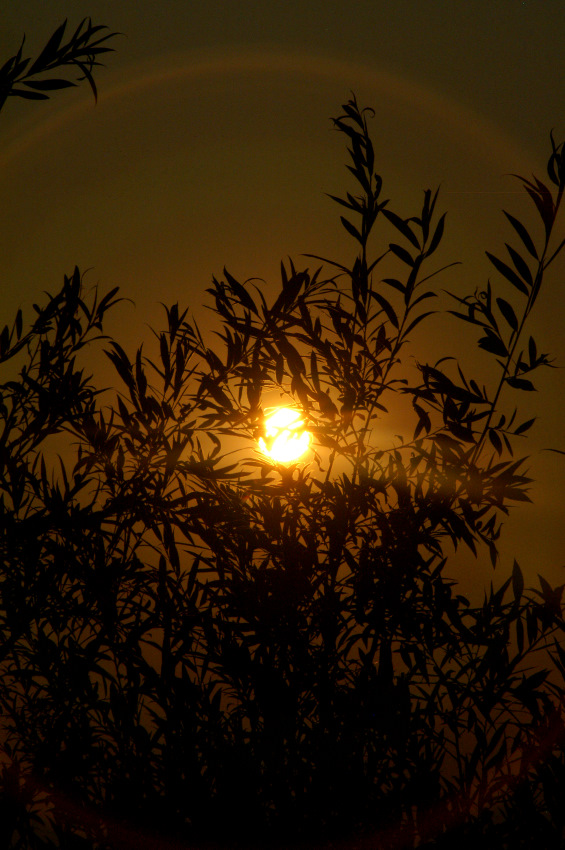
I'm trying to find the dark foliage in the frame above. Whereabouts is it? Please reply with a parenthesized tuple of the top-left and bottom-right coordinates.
(0, 18, 118, 112)
(2, 23, 565, 850)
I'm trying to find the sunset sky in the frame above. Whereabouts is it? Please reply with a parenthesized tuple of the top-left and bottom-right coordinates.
(1, 0, 565, 598)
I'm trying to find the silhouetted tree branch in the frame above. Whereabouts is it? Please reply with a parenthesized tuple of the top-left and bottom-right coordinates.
(0, 18, 118, 113)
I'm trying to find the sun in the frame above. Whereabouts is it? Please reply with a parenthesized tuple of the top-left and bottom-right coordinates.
(258, 408, 312, 463)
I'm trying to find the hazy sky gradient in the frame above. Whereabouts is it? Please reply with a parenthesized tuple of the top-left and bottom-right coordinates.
(1, 0, 564, 598)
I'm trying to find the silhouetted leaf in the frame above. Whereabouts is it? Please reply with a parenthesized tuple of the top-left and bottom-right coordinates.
(0, 325, 9, 355)
(201, 375, 233, 409)
(478, 332, 508, 357)
(520, 669, 550, 693)
(488, 429, 503, 454)
(448, 310, 480, 326)
(506, 243, 533, 287)
(503, 211, 538, 259)
(310, 351, 320, 391)
(105, 341, 134, 389)
(547, 131, 561, 186)
(22, 78, 75, 90)
(370, 290, 398, 328)
(383, 277, 405, 294)
(135, 348, 147, 397)
(28, 20, 68, 75)
(15, 308, 23, 340)
(326, 192, 361, 213)
(276, 335, 304, 376)
(506, 376, 535, 391)
(73, 59, 98, 101)
(503, 487, 531, 502)
(404, 311, 435, 335)
(496, 297, 518, 332)
(340, 216, 363, 243)
(512, 560, 524, 604)
(514, 417, 536, 435)
(389, 243, 414, 266)
(382, 208, 420, 249)
(426, 212, 446, 257)
(519, 179, 555, 236)
(275, 352, 284, 384)
(486, 251, 529, 294)
(538, 573, 553, 599)
(224, 267, 258, 315)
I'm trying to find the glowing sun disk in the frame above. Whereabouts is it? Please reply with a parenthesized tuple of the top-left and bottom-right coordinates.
(258, 408, 312, 463)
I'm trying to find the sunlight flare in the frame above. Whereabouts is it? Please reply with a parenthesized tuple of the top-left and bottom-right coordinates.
(258, 408, 312, 463)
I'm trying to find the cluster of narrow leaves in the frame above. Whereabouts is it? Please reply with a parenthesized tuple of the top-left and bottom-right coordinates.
(2, 46, 565, 850)
(446, 131, 564, 460)
(0, 18, 118, 112)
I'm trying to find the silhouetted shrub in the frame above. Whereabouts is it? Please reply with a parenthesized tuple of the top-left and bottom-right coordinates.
(2, 20, 565, 850)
